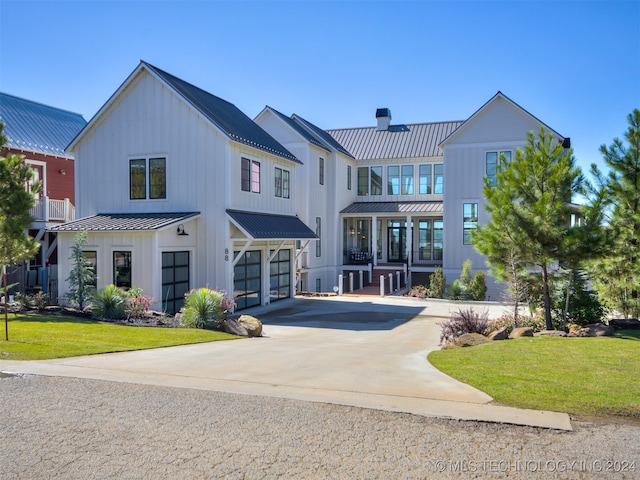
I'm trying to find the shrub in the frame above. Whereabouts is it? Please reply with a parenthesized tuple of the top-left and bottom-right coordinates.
(180, 288, 226, 329)
(126, 289, 154, 319)
(484, 314, 515, 336)
(429, 267, 446, 299)
(469, 271, 488, 301)
(31, 291, 47, 310)
(438, 308, 490, 345)
(446, 279, 468, 301)
(407, 285, 429, 299)
(92, 284, 127, 320)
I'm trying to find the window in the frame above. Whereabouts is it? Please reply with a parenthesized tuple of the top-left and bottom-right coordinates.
(319, 158, 324, 185)
(434, 164, 444, 194)
(433, 220, 443, 260)
(418, 221, 432, 260)
(387, 166, 399, 195)
(371, 166, 382, 195)
(401, 165, 414, 195)
(357, 167, 368, 195)
(241, 157, 260, 193)
(419, 164, 432, 194)
(463, 203, 478, 245)
(83, 251, 97, 288)
(275, 167, 290, 198)
(347, 165, 352, 190)
(129, 157, 166, 200)
(113, 251, 131, 289)
(315, 217, 321, 257)
(486, 151, 511, 186)
(315, 278, 321, 293)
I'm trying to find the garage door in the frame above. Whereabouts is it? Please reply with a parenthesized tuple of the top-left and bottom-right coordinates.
(270, 249, 291, 303)
(162, 251, 190, 314)
(234, 250, 261, 310)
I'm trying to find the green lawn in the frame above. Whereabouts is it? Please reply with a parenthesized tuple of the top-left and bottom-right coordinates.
(428, 330, 640, 419)
(0, 313, 239, 360)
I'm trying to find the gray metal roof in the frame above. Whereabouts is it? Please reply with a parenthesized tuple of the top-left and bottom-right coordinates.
(327, 121, 463, 161)
(227, 209, 317, 239)
(340, 202, 443, 215)
(266, 107, 329, 152)
(0, 92, 86, 157)
(48, 212, 200, 232)
(292, 114, 354, 158)
(143, 63, 300, 164)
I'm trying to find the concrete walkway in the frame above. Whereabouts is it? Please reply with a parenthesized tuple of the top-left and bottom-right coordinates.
(0, 295, 572, 430)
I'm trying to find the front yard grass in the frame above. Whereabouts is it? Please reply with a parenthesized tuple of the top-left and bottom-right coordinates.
(428, 330, 640, 419)
(0, 313, 239, 360)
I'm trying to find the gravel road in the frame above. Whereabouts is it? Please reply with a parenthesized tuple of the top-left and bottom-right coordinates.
(2, 375, 638, 479)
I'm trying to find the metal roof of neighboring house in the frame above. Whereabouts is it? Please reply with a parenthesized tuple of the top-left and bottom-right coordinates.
(47, 212, 200, 232)
(340, 201, 443, 215)
(227, 209, 317, 240)
(0, 92, 86, 157)
(142, 62, 300, 164)
(326, 121, 463, 161)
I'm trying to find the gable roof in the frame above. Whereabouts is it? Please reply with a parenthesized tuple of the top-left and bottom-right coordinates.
(326, 121, 463, 161)
(439, 91, 565, 147)
(0, 92, 86, 158)
(47, 212, 200, 232)
(68, 61, 299, 163)
(262, 106, 329, 152)
(292, 114, 354, 158)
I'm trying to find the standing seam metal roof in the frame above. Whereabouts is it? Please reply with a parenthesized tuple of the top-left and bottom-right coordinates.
(0, 92, 86, 157)
(266, 107, 329, 152)
(326, 121, 464, 161)
(227, 210, 317, 239)
(47, 212, 200, 232)
(143, 63, 300, 164)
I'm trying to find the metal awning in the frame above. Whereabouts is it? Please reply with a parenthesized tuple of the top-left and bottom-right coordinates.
(47, 212, 200, 232)
(226, 209, 317, 240)
(340, 201, 443, 215)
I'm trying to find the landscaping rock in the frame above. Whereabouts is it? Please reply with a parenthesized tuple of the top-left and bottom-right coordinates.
(609, 318, 640, 330)
(535, 330, 567, 337)
(586, 323, 614, 337)
(237, 315, 263, 337)
(567, 327, 594, 337)
(568, 324, 583, 335)
(508, 327, 534, 338)
(222, 318, 249, 336)
(487, 326, 509, 341)
(444, 333, 490, 349)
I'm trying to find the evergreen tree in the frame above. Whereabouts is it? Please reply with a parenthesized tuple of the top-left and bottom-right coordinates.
(589, 109, 640, 318)
(66, 231, 96, 309)
(0, 122, 41, 340)
(474, 127, 583, 330)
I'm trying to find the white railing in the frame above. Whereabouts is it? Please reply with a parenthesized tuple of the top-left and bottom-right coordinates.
(30, 197, 75, 223)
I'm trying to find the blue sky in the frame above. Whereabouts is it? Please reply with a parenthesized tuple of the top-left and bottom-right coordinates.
(1, 0, 638, 174)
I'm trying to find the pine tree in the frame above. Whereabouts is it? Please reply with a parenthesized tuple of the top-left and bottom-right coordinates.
(474, 127, 584, 330)
(590, 109, 640, 318)
(66, 231, 96, 309)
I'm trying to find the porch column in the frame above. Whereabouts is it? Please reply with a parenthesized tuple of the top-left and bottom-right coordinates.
(406, 215, 412, 267)
(371, 215, 378, 266)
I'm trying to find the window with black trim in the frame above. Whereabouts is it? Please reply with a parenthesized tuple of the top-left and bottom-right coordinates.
(129, 157, 166, 200)
(315, 217, 321, 257)
(463, 203, 478, 245)
(347, 165, 351, 190)
(241, 157, 261, 193)
(113, 251, 132, 289)
(486, 151, 512, 186)
(275, 167, 290, 198)
(319, 158, 324, 185)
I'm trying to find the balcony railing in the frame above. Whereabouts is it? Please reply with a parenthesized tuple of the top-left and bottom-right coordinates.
(30, 197, 75, 223)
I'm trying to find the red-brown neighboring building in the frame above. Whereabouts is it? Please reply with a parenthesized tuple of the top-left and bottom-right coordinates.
(0, 92, 86, 301)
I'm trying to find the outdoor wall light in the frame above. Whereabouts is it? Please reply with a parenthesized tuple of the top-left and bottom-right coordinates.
(349, 226, 355, 236)
(59, 169, 66, 175)
(177, 224, 189, 236)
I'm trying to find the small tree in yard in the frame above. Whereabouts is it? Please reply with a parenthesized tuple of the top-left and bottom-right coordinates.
(428, 267, 446, 299)
(66, 231, 96, 309)
(0, 122, 41, 340)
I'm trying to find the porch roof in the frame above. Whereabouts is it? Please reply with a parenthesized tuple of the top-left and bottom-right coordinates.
(47, 212, 200, 232)
(340, 201, 443, 215)
(227, 209, 317, 240)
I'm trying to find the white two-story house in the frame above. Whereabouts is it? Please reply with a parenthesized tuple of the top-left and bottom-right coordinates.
(53, 60, 569, 309)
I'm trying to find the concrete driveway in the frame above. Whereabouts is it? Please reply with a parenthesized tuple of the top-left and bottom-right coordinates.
(0, 296, 571, 430)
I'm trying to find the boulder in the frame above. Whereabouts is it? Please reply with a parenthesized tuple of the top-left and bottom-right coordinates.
(237, 315, 263, 337)
(222, 318, 249, 336)
(447, 333, 490, 348)
(586, 323, 614, 337)
(535, 330, 567, 337)
(509, 327, 534, 338)
(487, 326, 509, 341)
(609, 318, 640, 330)
(567, 327, 594, 337)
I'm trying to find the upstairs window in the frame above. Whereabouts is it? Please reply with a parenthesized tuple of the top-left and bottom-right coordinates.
(419, 164, 432, 194)
(275, 167, 290, 198)
(130, 157, 166, 200)
(319, 158, 324, 185)
(370, 166, 382, 196)
(357, 167, 368, 195)
(315, 217, 322, 257)
(434, 164, 444, 194)
(241, 158, 261, 193)
(387, 166, 399, 195)
(401, 165, 414, 195)
(486, 151, 512, 186)
(347, 165, 352, 191)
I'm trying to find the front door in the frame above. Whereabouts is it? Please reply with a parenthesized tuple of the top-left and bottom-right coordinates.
(387, 226, 406, 262)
